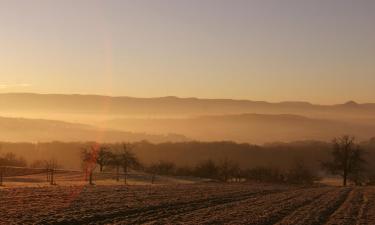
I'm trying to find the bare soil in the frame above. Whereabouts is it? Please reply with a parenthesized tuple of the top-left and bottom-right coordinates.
(1, 183, 374, 225)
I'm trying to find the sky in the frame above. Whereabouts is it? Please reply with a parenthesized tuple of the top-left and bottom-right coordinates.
(0, 0, 374, 104)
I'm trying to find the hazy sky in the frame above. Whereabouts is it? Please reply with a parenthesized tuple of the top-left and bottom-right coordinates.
(0, 0, 374, 104)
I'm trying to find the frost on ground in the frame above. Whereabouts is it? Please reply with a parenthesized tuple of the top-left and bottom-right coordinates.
(0, 169, 205, 188)
(1, 183, 375, 225)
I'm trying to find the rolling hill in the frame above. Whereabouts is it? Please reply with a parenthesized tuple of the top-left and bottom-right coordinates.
(0, 116, 188, 143)
(1, 93, 375, 143)
(102, 114, 375, 144)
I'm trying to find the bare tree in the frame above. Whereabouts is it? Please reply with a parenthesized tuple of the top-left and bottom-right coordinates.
(45, 159, 59, 185)
(0, 152, 27, 167)
(81, 145, 99, 185)
(287, 160, 319, 185)
(194, 160, 219, 180)
(107, 151, 122, 182)
(322, 135, 366, 186)
(148, 161, 176, 176)
(244, 167, 283, 183)
(0, 166, 4, 186)
(106, 143, 140, 184)
(218, 158, 239, 182)
(97, 146, 111, 172)
(0, 145, 3, 186)
(119, 143, 139, 184)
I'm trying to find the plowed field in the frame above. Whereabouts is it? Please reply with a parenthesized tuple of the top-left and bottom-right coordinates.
(1, 184, 374, 225)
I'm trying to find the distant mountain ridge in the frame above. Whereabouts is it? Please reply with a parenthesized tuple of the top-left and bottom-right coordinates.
(1, 93, 375, 119)
(1, 93, 375, 143)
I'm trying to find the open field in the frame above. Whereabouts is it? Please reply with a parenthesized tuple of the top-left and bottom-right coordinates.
(0, 167, 203, 188)
(1, 183, 375, 225)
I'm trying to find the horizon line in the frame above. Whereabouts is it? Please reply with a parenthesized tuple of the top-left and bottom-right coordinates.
(0, 91, 372, 106)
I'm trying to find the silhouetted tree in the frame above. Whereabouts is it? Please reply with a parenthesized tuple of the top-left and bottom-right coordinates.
(322, 136, 366, 186)
(244, 167, 283, 183)
(0, 152, 27, 167)
(0, 167, 3, 186)
(107, 151, 121, 182)
(116, 143, 140, 184)
(148, 161, 176, 176)
(45, 159, 59, 185)
(175, 166, 193, 177)
(81, 145, 99, 185)
(96, 146, 111, 172)
(30, 160, 46, 169)
(0, 147, 3, 185)
(217, 159, 239, 182)
(287, 160, 319, 185)
(194, 160, 219, 179)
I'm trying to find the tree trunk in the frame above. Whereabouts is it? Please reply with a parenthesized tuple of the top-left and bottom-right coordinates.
(116, 166, 120, 182)
(0, 168, 3, 186)
(151, 173, 155, 184)
(343, 172, 347, 186)
(123, 165, 128, 185)
(343, 147, 349, 186)
(89, 171, 94, 185)
(46, 169, 50, 182)
(50, 169, 54, 185)
(124, 173, 127, 185)
(84, 168, 88, 181)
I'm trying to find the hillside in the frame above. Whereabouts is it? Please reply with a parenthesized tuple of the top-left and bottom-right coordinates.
(0, 116, 188, 143)
(1, 93, 375, 143)
(103, 114, 375, 144)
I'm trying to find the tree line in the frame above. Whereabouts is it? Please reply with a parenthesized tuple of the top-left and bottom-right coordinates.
(82, 135, 372, 186)
(81, 142, 319, 185)
(1, 135, 373, 186)
(3, 138, 375, 173)
(0, 152, 27, 167)
(81, 143, 140, 184)
(144, 158, 319, 185)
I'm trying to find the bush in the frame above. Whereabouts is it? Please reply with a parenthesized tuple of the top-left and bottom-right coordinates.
(175, 166, 194, 177)
(0, 152, 27, 167)
(217, 159, 241, 182)
(244, 167, 284, 183)
(147, 161, 176, 176)
(286, 161, 320, 185)
(194, 160, 219, 179)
